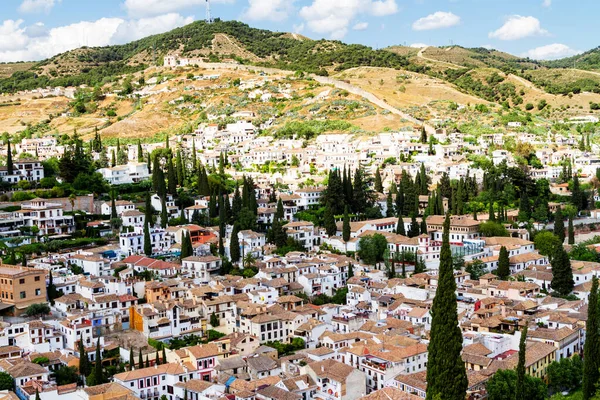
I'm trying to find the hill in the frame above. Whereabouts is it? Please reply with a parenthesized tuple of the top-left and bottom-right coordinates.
(0, 20, 418, 93)
(544, 47, 600, 70)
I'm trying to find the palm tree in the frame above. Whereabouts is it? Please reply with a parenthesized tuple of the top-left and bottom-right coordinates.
(243, 253, 257, 269)
(68, 193, 76, 212)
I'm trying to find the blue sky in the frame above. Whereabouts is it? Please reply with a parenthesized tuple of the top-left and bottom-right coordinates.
(0, 0, 594, 63)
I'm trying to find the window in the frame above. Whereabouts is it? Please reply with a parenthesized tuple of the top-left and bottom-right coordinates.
(35, 276, 40, 282)
(19, 279, 25, 284)
(35, 289, 41, 296)
(19, 291, 26, 299)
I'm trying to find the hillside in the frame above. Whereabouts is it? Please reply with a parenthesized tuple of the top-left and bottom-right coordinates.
(0, 20, 415, 93)
(544, 47, 600, 70)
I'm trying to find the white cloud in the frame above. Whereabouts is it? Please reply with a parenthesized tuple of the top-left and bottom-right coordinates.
(488, 15, 549, 40)
(293, 23, 304, 33)
(299, 0, 398, 39)
(542, 0, 551, 7)
(524, 43, 581, 60)
(409, 43, 428, 48)
(242, 0, 294, 22)
(18, 0, 60, 14)
(0, 14, 195, 62)
(123, 0, 233, 18)
(24, 22, 48, 37)
(481, 44, 493, 50)
(352, 22, 369, 31)
(412, 11, 460, 31)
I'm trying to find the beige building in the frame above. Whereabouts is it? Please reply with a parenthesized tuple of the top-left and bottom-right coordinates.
(0, 264, 46, 314)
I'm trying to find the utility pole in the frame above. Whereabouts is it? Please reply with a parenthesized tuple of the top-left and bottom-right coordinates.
(205, 0, 213, 24)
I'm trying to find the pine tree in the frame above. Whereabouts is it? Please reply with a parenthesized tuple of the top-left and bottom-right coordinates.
(583, 276, 600, 400)
(230, 223, 240, 263)
(342, 206, 351, 242)
(374, 167, 383, 193)
(396, 214, 406, 236)
(515, 325, 528, 400)
(551, 245, 574, 296)
(6, 138, 13, 175)
(497, 246, 510, 280)
(568, 214, 575, 245)
(425, 214, 468, 400)
(554, 207, 565, 243)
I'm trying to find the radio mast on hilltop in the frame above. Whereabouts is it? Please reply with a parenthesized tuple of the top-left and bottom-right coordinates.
(206, 0, 213, 24)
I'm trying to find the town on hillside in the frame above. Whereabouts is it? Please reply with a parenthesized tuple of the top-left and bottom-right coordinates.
(0, 12, 600, 400)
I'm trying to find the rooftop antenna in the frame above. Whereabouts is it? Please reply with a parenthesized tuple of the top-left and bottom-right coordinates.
(205, 0, 213, 24)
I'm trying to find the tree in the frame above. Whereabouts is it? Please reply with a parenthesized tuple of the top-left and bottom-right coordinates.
(583, 276, 600, 400)
(55, 365, 79, 386)
(568, 214, 575, 245)
(162, 347, 167, 365)
(486, 369, 546, 400)
(466, 259, 486, 280)
(347, 263, 354, 279)
(230, 223, 240, 263)
(94, 339, 104, 385)
(374, 167, 383, 193)
(210, 312, 219, 327)
(0, 372, 13, 391)
(425, 214, 468, 400)
(408, 214, 420, 238)
(180, 232, 193, 260)
(143, 221, 152, 256)
(396, 214, 406, 235)
(515, 326, 527, 400)
(548, 355, 583, 394)
(47, 270, 59, 305)
(554, 207, 565, 244)
(78, 336, 90, 376)
(497, 246, 510, 280)
(479, 221, 509, 237)
(167, 155, 176, 195)
(342, 206, 351, 242)
(386, 192, 394, 217)
(138, 349, 143, 369)
(323, 205, 337, 237)
(357, 234, 388, 265)
(533, 231, 561, 258)
(129, 348, 134, 371)
(25, 303, 51, 318)
(551, 245, 574, 296)
(6, 138, 13, 175)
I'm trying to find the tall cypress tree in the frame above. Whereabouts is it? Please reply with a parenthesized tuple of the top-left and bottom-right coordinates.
(6, 138, 13, 175)
(324, 205, 337, 237)
(78, 335, 90, 376)
(110, 192, 117, 220)
(176, 149, 184, 186)
(408, 214, 420, 238)
(137, 140, 143, 162)
(568, 214, 575, 245)
(94, 339, 104, 385)
(129, 348, 134, 371)
(167, 154, 177, 195)
(515, 325, 528, 400)
(374, 167, 383, 193)
(342, 206, 351, 242)
(425, 214, 468, 400)
(497, 246, 510, 280)
(583, 276, 600, 400)
(554, 207, 565, 243)
(138, 349, 143, 369)
(386, 192, 394, 217)
(230, 223, 240, 263)
(111, 149, 116, 167)
(143, 221, 152, 256)
(160, 195, 168, 228)
(396, 214, 406, 236)
(191, 140, 197, 172)
(551, 245, 574, 296)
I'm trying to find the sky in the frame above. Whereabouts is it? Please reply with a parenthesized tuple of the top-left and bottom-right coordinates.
(0, 0, 595, 63)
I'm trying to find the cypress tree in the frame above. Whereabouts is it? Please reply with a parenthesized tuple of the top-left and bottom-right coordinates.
(324, 205, 337, 237)
(6, 139, 13, 175)
(231, 187, 242, 222)
(408, 214, 420, 238)
(497, 246, 510, 280)
(551, 245, 574, 296)
(515, 325, 528, 400)
(160, 195, 168, 228)
(568, 214, 575, 245)
(155, 349, 160, 366)
(191, 140, 197, 172)
(230, 223, 240, 263)
(152, 156, 162, 193)
(583, 276, 600, 400)
(347, 263, 354, 279)
(176, 149, 184, 186)
(396, 214, 406, 236)
(145, 356, 150, 369)
(518, 191, 531, 222)
(218, 233, 225, 257)
(420, 218, 428, 234)
(488, 202, 495, 222)
(386, 192, 394, 217)
(395, 184, 405, 216)
(144, 221, 152, 256)
(94, 339, 104, 385)
(572, 174, 584, 211)
(111, 149, 116, 167)
(342, 206, 351, 242)
(162, 347, 167, 365)
(111, 192, 117, 220)
(145, 192, 153, 227)
(129, 348, 134, 371)
(138, 349, 143, 369)
(425, 214, 468, 400)
(78, 335, 90, 376)
(554, 207, 565, 243)
(137, 140, 143, 162)
(167, 155, 176, 195)
(374, 167, 383, 193)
